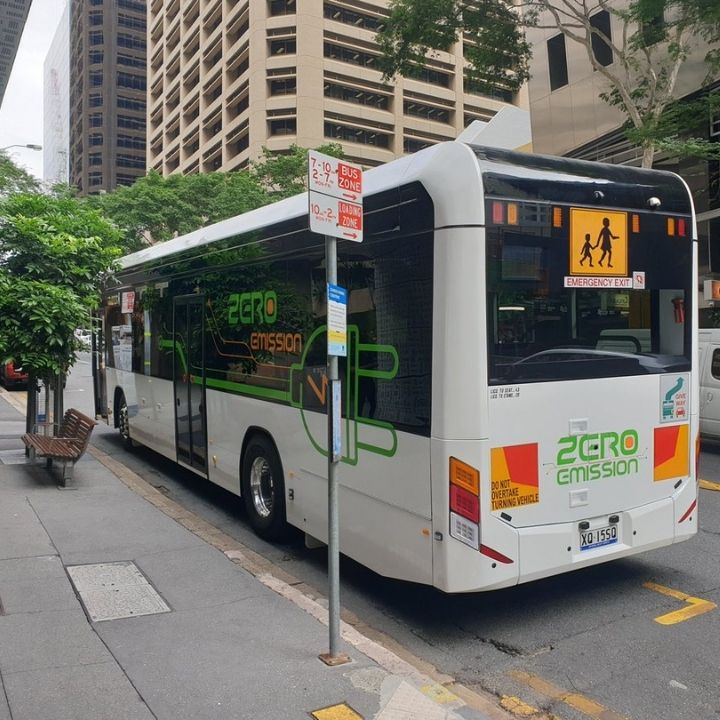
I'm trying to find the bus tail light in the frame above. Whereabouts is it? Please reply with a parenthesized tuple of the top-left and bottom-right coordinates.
(667, 218, 676, 236)
(449, 457, 480, 549)
(632, 214, 640, 233)
(552, 206, 563, 228)
(678, 218, 687, 237)
(492, 201, 504, 224)
(507, 203, 519, 225)
(450, 484, 479, 523)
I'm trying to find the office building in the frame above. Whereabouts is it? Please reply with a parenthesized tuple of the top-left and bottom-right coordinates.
(68, 0, 147, 194)
(147, 0, 525, 175)
(44, 2, 70, 184)
(0, 0, 32, 109)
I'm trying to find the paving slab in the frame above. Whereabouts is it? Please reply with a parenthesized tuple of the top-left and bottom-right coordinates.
(134, 543, 262, 611)
(95, 594, 380, 720)
(0, 496, 55, 560)
(28, 485, 206, 565)
(0, 609, 110, 673)
(0, 555, 77, 615)
(3, 662, 154, 720)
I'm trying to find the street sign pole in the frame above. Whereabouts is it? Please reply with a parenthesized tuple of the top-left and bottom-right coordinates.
(308, 150, 362, 666)
(325, 234, 342, 662)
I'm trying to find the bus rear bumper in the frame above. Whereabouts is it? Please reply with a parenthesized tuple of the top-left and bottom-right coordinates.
(517, 484, 698, 587)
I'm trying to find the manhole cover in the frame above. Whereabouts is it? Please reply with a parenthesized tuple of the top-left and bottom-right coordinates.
(67, 561, 170, 622)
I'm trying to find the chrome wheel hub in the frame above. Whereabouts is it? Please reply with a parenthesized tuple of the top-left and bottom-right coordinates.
(249, 456, 274, 518)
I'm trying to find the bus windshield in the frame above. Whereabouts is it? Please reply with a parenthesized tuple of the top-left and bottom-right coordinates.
(486, 202, 693, 384)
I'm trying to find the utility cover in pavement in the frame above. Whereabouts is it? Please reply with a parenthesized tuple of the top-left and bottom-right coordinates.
(0, 449, 28, 465)
(67, 561, 170, 622)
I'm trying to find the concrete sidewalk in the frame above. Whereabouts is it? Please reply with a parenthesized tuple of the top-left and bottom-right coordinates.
(0, 391, 506, 720)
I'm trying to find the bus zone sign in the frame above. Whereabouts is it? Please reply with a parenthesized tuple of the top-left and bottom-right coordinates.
(308, 150, 363, 242)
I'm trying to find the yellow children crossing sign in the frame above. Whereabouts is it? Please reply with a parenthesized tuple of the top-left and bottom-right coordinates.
(569, 208, 628, 277)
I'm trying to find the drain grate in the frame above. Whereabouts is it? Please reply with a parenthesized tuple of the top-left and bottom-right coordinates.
(67, 561, 170, 622)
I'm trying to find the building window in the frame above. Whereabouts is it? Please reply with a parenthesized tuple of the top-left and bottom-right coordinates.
(324, 3, 384, 31)
(324, 121, 390, 148)
(118, 33, 144, 50)
(118, 115, 146, 130)
(270, 77, 296, 96)
(89, 154, 102, 166)
(118, 13, 146, 30)
(89, 172, 103, 186)
(406, 65, 450, 88)
(324, 82, 390, 110)
(118, 54, 146, 69)
(404, 138, 431, 154)
(269, 118, 297, 135)
(90, 71, 103, 86)
(89, 94, 102, 108)
(117, 72, 146, 91)
(269, 38, 296, 55)
(89, 31, 103, 45)
(89, 133, 103, 146)
(590, 10, 613, 67)
(89, 11, 102, 25)
(547, 34, 568, 90)
(117, 134, 145, 150)
(269, 0, 295, 15)
(117, 154, 145, 169)
(404, 100, 450, 123)
(89, 113, 103, 127)
(324, 42, 377, 69)
(117, 96, 146, 112)
(89, 50, 103, 64)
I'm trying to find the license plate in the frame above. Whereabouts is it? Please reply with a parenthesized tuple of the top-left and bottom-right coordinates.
(579, 523, 618, 551)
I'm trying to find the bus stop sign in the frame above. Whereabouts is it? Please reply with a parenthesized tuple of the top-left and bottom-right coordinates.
(308, 151, 363, 242)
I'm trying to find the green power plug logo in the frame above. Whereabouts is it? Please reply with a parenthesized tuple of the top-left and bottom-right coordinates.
(290, 325, 399, 464)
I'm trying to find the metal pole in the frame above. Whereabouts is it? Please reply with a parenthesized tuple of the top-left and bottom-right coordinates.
(325, 234, 341, 660)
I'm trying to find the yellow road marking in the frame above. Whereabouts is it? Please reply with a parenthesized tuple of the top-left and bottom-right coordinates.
(510, 670, 628, 720)
(310, 703, 363, 720)
(500, 695, 539, 717)
(699, 479, 720, 491)
(643, 582, 717, 625)
(419, 683, 460, 705)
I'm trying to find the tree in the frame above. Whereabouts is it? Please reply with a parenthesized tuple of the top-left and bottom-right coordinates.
(0, 151, 39, 196)
(92, 143, 346, 249)
(88, 169, 269, 250)
(250, 143, 345, 199)
(377, 0, 720, 168)
(0, 193, 122, 382)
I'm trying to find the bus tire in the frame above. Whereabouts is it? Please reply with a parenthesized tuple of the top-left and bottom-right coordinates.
(241, 435, 289, 541)
(117, 392, 133, 451)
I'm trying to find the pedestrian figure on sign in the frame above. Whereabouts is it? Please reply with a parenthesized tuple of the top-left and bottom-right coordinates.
(579, 233, 594, 267)
(596, 217, 618, 268)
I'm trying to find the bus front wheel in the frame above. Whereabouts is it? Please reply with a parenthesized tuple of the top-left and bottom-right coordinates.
(117, 393, 133, 451)
(241, 435, 288, 541)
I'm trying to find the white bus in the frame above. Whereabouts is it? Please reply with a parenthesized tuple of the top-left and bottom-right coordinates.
(96, 141, 698, 592)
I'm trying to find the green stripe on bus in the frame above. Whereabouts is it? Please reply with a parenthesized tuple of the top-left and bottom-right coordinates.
(203, 376, 290, 402)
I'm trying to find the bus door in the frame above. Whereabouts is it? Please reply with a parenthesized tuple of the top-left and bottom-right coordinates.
(173, 296, 208, 474)
(91, 311, 107, 420)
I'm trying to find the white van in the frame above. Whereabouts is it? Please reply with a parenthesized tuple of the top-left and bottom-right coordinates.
(699, 329, 720, 437)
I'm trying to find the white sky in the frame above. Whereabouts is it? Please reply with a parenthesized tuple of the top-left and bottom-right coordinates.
(0, 0, 67, 179)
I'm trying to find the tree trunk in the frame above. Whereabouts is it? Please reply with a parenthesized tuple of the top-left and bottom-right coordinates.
(641, 144, 655, 169)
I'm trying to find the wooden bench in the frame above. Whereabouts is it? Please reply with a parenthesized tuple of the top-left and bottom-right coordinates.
(22, 408, 97, 485)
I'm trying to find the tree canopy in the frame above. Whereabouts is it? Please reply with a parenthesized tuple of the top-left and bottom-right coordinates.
(0, 151, 40, 196)
(377, 0, 720, 167)
(91, 143, 345, 250)
(0, 192, 122, 380)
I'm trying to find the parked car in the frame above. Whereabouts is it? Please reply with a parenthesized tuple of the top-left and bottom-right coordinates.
(0, 361, 28, 389)
(74, 329, 92, 351)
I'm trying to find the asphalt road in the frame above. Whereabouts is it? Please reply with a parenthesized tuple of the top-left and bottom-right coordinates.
(49, 356, 720, 720)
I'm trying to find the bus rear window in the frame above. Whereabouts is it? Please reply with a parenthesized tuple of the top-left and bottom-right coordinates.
(486, 211, 692, 384)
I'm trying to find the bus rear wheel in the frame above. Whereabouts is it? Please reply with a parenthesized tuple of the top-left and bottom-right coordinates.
(241, 435, 288, 541)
